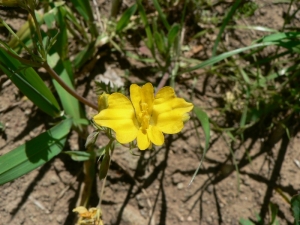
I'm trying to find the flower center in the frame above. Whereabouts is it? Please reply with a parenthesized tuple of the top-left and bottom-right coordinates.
(139, 102, 150, 131)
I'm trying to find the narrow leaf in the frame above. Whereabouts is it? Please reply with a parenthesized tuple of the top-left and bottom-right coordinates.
(116, 4, 137, 33)
(0, 118, 72, 185)
(189, 107, 210, 185)
(167, 24, 180, 47)
(152, 0, 170, 30)
(64, 151, 92, 161)
(291, 194, 300, 225)
(0, 49, 61, 117)
(137, 0, 154, 51)
(183, 42, 277, 73)
(212, 0, 242, 56)
(99, 153, 110, 180)
(49, 54, 83, 120)
(154, 31, 166, 56)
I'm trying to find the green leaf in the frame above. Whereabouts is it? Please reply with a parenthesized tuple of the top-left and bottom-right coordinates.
(239, 218, 255, 225)
(0, 118, 72, 185)
(154, 31, 166, 56)
(69, 0, 93, 22)
(291, 194, 300, 225)
(183, 42, 277, 73)
(152, 0, 170, 30)
(99, 152, 110, 180)
(8, 12, 44, 52)
(54, 6, 68, 60)
(258, 32, 300, 43)
(189, 107, 210, 185)
(0, 49, 61, 117)
(64, 151, 92, 161)
(212, 0, 242, 56)
(137, 0, 154, 51)
(167, 24, 180, 47)
(69, 0, 98, 37)
(48, 53, 83, 120)
(116, 4, 137, 33)
(73, 41, 96, 70)
(269, 202, 278, 224)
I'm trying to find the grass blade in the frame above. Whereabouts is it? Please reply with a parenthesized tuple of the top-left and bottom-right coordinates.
(212, 0, 242, 56)
(183, 42, 277, 73)
(116, 3, 137, 33)
(0, 118, 72, 185)
(69, 0, 97, 37)
(189, 107, 210, 185)
(152, 0, 170, 30)
(0, 49, 61, 117)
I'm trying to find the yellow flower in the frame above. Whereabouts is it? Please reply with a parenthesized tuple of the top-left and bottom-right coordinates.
(93, 83, 193, 150)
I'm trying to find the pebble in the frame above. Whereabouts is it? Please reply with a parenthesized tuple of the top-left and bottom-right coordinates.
(206, 216, 213, 223)
(56, 214, 65, 224)
(50, 176, 58, 184)
(177, 182, 184, 190)
(206, 185, 213, 193)
(179, 216, 184, 222)
(24, 109, 31, 116)
(172, 173, 182, 184)
(187, 216, 193, 221)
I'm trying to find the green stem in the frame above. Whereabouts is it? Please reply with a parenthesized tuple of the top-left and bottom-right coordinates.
(0, 46, 41, 67)
(43, 62, 98, 110)
(0, 18, 34, 55)
(29, 9, 46, 60)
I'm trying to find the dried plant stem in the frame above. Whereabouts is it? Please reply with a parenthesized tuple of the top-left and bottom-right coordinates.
(43, 63, 98, 110)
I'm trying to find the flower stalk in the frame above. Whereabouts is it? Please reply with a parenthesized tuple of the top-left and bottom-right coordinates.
(43, 63, 98, 110)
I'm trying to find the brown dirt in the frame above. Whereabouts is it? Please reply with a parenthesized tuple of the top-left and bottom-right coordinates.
(1, 1, 299, 225)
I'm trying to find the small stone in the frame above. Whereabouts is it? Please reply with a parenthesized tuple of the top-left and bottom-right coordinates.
(187, 216, 193, 221)
(177, 182, 184, 190)
(172, 173, 182, 184)
(206, 185, 213, 193)
(50, 176, 58, 184)
(144, 151, 150, 159)
(29, 131, 36, 138)
(206, 216, 213, 223)
(56, 214, 65, 224)
(24, 109, 31, 116)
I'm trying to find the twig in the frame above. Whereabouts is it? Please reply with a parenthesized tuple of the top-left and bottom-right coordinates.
(156, 72, 169, 94)
(43, 62, 98, 110)
(29, 195, 50, 214)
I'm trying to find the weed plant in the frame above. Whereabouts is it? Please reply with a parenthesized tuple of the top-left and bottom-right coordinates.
(0, 0, 300, 224)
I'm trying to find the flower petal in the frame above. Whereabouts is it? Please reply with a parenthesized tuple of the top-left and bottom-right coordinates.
(93, 93, 138, 143)
(155, 110, 186, 134)
(140, 83, 154, 115)
(155, 86, 176, 103)
(153, 87, 193, 134)
(130, 84, 142, 120)
(147, 125, 164, 146)
(137, 129, 151, 150)
(130, 83, 154, 120)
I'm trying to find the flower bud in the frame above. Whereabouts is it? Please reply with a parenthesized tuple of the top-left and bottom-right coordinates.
(98, 93, 109, 112)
